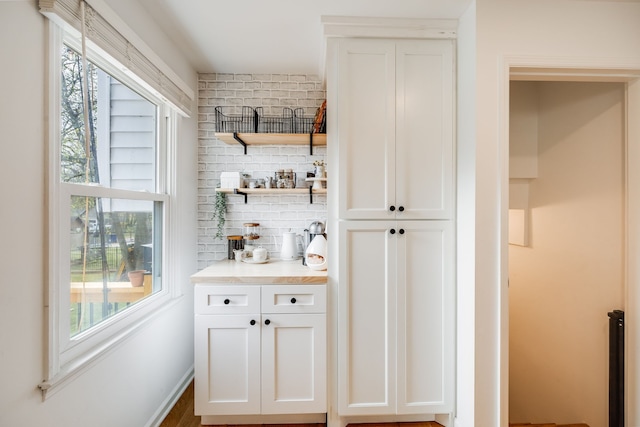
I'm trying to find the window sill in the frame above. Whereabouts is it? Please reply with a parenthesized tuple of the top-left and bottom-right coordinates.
(39, 292, 183, 400)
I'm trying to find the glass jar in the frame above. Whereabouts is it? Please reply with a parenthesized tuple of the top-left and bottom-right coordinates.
(227, 235, 244, 260)
(243, 223, 260, 241)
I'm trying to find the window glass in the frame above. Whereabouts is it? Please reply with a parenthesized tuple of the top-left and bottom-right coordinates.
(60, 45, 157, 191)
(69, 197, 162, 336)
(61, 45, 162, 338)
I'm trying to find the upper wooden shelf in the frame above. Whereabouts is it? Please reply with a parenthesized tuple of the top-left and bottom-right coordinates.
(215, 132, 326, 154)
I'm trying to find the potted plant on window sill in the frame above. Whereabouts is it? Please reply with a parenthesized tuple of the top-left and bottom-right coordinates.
(127, 270, 146, 287)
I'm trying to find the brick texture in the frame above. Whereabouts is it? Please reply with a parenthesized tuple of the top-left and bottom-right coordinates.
(198, 73, 327, 268)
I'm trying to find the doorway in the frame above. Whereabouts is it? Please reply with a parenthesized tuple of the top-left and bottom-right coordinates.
(507, 80, 626, 426)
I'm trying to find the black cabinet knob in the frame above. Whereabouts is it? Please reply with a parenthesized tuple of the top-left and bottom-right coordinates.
(250, 319, 256, 326)
(389, 206, 396, 212)
(291, 297, 297, 304)
(224, 299, 230, 305)
(390, 229, 396, 235)
(398, 206, 405, 212)
(264, 319, 271, 325)
(399, 229, 405, 234)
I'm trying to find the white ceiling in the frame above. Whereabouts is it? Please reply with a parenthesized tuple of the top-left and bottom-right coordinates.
(137, 0, 473, 75)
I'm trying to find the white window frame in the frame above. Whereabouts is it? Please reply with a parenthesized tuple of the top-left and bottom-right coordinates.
(41, 21, 182, 399)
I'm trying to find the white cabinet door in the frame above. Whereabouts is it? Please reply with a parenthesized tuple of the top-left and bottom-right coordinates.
(335, 39, 396, 221)
(333, 38, 454, 221)
(395, 221, 454, 414)
(194, 314, 261, 415)
(337, 220, 453, 416)
(261, 313, 327, 414)
(395, 40, 454, 220)
(337, 220, 397, 415)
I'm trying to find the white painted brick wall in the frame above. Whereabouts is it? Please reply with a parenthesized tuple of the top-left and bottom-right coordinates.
(198, 73, 327, 269)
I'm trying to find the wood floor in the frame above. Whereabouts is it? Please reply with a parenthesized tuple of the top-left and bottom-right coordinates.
(158, 381, 442, 427)
(158, 383, 590, 427)
(509, 424, 590, 427)
(159, 380, 200, 427)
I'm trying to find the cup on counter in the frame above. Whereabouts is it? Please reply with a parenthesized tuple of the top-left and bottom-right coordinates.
(233, 249, 245, 262)
(253, 247, 268, 262)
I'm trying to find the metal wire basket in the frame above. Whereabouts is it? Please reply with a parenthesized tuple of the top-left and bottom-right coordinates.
(214, 106, 257, 133)
(255, 107, 294, 133)
(293, 108, 316, 134)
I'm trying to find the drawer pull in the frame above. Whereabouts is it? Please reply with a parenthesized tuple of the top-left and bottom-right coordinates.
(264, 319, 271, 325)
(250, 319, 256, 326)
(224, 299, 230, 305)
(291, 297, 297, 304)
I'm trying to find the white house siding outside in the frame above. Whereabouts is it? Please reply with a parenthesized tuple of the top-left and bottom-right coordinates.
(97, 74, 157, 214)
(198, 73, 327, 268)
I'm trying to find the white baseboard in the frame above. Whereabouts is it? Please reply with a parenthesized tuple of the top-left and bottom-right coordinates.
(146, 366, 195, 427)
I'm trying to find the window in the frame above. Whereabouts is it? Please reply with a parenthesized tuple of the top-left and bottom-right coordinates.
(42, 23, 180, 396)
(61, 45, 164, 337)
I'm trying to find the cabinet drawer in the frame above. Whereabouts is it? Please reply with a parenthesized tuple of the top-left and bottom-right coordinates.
(261, 285, 326, 314)
(195, 285, 260, 315)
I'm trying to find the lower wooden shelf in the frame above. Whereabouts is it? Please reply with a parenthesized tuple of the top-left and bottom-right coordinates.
(216, 187, 327, 203)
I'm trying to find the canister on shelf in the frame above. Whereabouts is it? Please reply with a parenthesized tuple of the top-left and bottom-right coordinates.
(243, 223, 260, 241)
(227, 235, 244, 260)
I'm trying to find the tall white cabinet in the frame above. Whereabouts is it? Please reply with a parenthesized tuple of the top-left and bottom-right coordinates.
(326, 30, 456, 425)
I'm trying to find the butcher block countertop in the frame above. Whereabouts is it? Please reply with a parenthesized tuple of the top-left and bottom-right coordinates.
(191, 259, 327, 285)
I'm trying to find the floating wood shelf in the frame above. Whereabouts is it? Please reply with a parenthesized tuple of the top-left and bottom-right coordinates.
(215, 132, 326, 155)
(216, 187, 327, 204)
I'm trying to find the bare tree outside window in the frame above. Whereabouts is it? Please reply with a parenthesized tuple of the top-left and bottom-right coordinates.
(61, 45, 160, 336)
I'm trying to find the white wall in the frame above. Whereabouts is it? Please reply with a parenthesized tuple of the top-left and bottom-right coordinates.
(0, 2, 198, 426)
(472, 1, 640, 426)
(509, 81, 624, 426)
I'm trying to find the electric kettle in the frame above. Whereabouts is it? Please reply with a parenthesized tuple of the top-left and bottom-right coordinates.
(280, 231, 298, 260)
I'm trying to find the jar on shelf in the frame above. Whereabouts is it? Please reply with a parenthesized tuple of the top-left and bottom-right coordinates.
(243, 223, 260, 241)
(227, 235, 244, 260)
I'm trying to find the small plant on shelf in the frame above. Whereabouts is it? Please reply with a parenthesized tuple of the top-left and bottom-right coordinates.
(213, 191, 226, 239)
(313, 160, 326, 178)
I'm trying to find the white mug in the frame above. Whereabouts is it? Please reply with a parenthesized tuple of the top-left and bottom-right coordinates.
(253, 247, 267, 262)
(233, 249, 245, 262)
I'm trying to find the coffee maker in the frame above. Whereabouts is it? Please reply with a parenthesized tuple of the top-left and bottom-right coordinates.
(303, 220, 325, 265)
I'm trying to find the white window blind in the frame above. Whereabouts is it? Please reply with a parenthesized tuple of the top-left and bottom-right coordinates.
(39, 0, 193, 117)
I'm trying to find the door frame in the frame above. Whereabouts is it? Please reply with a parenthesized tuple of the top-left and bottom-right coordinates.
(498, 56, 640, 426)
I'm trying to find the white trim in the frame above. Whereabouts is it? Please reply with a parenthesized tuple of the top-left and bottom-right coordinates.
(499, 54, 640, 427)
(624, 77, 640, 427)
(83, 0, 194, 102)
(45, 19, 63, 384)
(321, 16, 457, 39)
(145, 367, 194, 427)
(39, 0, 193, 116)
(41, 21, 181, 399)
(40, 295, 182, 399)
(60, 182, 169, 202)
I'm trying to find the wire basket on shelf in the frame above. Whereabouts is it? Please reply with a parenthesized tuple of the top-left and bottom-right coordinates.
(295, 101, 326, 134)
(215, 106, 257, 133)
(255, 107, 294, 133)
(293, 108, 316, 134)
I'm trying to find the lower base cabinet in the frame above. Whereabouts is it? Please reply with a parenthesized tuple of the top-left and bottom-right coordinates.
(194, 284, 327, 417)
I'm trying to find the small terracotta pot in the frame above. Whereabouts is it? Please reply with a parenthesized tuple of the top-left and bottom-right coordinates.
(128, 270, 145, 287)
